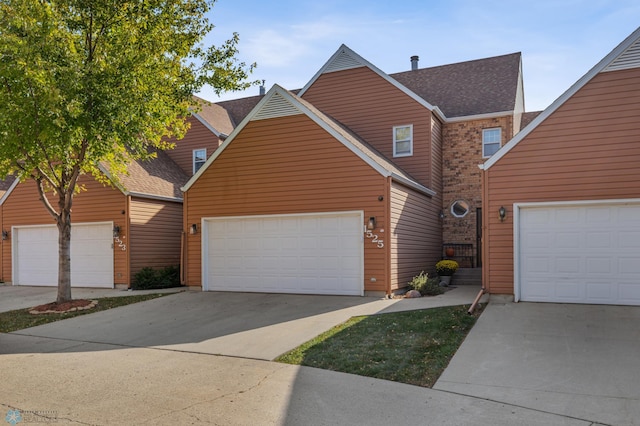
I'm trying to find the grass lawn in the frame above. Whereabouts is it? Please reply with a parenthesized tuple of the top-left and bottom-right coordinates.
(0, 293, 171, 333)
(276, 304, 483, 388)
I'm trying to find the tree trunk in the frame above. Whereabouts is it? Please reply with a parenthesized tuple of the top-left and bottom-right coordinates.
(56, 206, 72, 303)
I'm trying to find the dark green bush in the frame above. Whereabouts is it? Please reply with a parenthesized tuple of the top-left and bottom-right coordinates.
(132, 265, 181, 290)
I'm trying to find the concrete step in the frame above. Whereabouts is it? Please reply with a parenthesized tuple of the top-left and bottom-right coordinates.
(452, 268, 482, 286)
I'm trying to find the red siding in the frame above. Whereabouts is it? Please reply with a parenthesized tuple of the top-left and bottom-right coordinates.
(302, 67, 434, 186)
(164, 116, 222, 176)
(184, 113, 389, 292)
(390, 181, 440, 290)
(129, 198, 183, 277)
(484, 68, 640, 294)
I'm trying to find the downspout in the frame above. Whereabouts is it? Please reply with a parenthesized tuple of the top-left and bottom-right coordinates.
(468, 288, 486, 314)
(125, 195, 131, 288)
(385, 176, 392, 297)
(181, 191, 188, 286)
(480, 163, 490, 294)
(180, 231, 186, 285)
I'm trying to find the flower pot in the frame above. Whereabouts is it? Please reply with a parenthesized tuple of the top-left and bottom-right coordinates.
(445, 247, 455, 257)
(439, 276, 452, 287)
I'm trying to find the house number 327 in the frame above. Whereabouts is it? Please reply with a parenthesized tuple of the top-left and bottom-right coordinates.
(365, 230, 384, 248)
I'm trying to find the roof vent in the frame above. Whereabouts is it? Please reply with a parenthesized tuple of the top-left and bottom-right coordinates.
(410, 55, 419, 71)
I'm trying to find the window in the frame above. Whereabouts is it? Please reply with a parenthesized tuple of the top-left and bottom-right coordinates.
(393, 125, 413, 157)
(482, 128, 501, 158)
(451, 200, 470, 218)
(193, 149, 206, 174)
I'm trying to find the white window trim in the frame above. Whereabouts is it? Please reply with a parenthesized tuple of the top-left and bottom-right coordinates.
(393, 124, 413, 158)
(193, 148, 207, 174)
(482, 127, 501, 158)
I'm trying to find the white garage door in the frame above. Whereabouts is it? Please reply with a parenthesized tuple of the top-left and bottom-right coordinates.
(203, 212, 364, 295)
(518, 201, 640, 305)
(13, 223, 114, 288)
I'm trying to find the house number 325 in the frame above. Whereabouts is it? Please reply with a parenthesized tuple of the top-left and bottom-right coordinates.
(365, 230, 384, 248)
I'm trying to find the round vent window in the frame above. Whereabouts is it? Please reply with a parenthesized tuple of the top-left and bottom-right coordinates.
(451, 200, 470, 218)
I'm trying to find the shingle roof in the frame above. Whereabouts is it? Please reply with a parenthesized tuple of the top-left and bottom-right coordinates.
(115, 150, 190, 200)
(216, 89, 300, 127)
(391, 53, 522, 118)
(216, 95, 264, 127)
(0, 175, 16, 199)
(521, 111, 542, 128)
(192, 97, 235, 136)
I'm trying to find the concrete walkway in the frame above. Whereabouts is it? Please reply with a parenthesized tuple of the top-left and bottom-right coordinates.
(0, 333, 588, 425)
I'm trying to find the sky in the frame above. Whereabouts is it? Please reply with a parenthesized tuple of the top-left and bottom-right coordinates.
(198, 0, 640, 112)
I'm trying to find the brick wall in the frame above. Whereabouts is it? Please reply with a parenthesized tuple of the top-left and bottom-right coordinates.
(442, 115, 513, 266)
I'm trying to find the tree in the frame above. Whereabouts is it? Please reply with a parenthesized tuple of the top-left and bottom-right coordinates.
(0, 0, 256, 303)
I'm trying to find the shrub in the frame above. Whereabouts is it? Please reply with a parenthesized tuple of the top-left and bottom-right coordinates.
(133, 265, 181, 290)
(435, 260, 459, 276)
(407, 271, 444, 296)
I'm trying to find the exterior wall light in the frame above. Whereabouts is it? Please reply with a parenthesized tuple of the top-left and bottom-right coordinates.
(113, 225, 120, 238)
(439, 210, 445, 219)
(498, 206, 507, 222)
(190, 223, 198, 235)
(367, 217, 377, 230)
(1, 230, 8, 240)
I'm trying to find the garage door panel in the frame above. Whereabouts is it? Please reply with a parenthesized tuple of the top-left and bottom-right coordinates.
(619, 283, 640, 302)
(14, 223, 113, 288)
(586, 282, 615, 301)
(619, 257, 640, 274)
(205, 212, 363, 295)
(520, 203, 640, 305)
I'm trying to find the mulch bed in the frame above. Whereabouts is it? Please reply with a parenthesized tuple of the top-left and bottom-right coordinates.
(29, 299, 98, 315)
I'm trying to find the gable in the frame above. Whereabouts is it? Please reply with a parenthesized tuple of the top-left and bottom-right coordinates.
(183, 85, 434, 196)
(299, 44, 444, 120)
(187, 114, 387, 198)
(301, 66, 436, 186)
(484, 26, 640, 170)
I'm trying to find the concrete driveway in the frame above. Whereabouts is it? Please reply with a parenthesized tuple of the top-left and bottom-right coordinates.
(4, 285, 485, 360)
(435, 299, 640, 426)
(0, 286, 591, 425)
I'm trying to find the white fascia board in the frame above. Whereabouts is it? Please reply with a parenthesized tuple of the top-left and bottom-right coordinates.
(298, 44, 447, 122)
(446, 110, 514, 123)
(391, 173, 437, 197)
(0, 178, 20, 206)
(515, 198, 640, 209)
(127, 192, 183, 203)
(298, 44, 357, 96)
(513, 202, 521, 303)
(182, 87, 277, 192)
(191, 113, 222, 138)
(97, 163, 128, 196)
(482, 26, 640, 171)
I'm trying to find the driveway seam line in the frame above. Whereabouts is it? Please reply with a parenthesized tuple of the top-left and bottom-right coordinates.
(7, 332, 279, 362)
(435, 379, 640, 401)
(431, 387, 615, 426)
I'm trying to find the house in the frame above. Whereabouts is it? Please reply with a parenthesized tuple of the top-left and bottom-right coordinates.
(181, 45, 528, 296)
(481, 26, 640, 306)
(0, 100, 229, 288)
